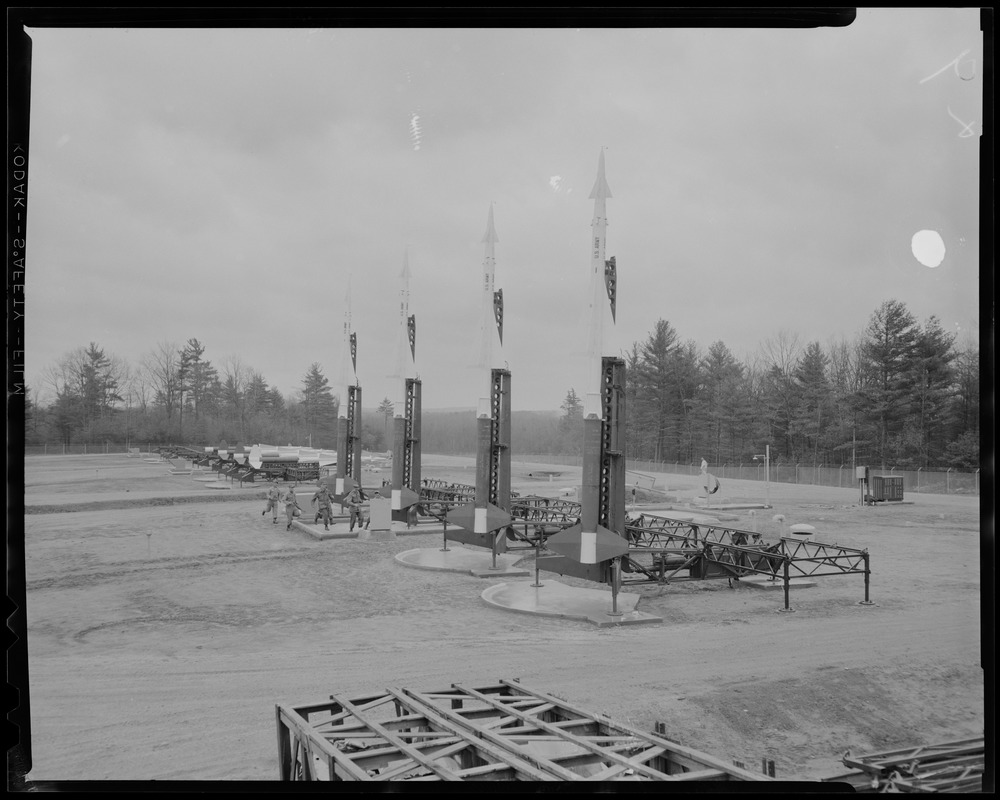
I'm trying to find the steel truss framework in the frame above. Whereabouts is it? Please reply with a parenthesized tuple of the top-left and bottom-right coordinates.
(403, 378, 422, 492)
(345, 384, 362, 484)
(599, 357, 626, 535)
(418, 484, 580, 531)
(827, 737, 986, 793)
(488, 369, 511, 510)
(276, 679, 770, 783)
(624, 512, 873, 609)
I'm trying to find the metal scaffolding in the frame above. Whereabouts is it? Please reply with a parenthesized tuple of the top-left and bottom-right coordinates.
(276, 679, 772, 783)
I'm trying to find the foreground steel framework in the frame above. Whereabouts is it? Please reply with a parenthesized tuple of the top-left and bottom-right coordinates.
(824, 737, 986, 793)
(276, 679, 771, 783)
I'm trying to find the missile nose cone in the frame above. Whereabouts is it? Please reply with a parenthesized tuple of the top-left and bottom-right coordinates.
(481, 204, 500, 244)
(589, 148, 613, 200)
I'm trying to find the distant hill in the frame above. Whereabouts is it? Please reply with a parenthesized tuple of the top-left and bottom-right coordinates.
(354, 406, 567, 456)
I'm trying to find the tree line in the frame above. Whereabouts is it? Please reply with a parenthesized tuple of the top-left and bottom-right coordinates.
(24, 299, 979, 470)
(620, 299, 978, 470)
(25, 338, 363, 451)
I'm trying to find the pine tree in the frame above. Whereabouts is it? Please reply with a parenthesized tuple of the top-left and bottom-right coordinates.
(951, 342, 979, 437)
(790, 341, 833, 465)
(634, 319, 681, 463)
(378, 397, 394, 440)
(179, 339, 220, 421)
(859, 300, 919, 466)
(558, 388, 583, 455)
(909, 316, 958, 466)
(301, 363, 338, 448)
(697, 341, 744, 464)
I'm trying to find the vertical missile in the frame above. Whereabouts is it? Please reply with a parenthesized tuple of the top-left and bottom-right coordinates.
(582, 148, 612, 550)
(391, 250, 413, 511)
(475, 204, 502, 534)
(585, 147, 613, 420)
(393, 249, 413, 393)
(445, 206, 512, 543)
(335, 278, 353, 494)
(478, 204, 501, 417)
(545, 149, 629, 571)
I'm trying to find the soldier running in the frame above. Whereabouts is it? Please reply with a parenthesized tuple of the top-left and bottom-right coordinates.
(346, 486, 365, 532)
(284, 485, 302, 531)
(363, 490, 381, 530)
(261, 481, 281, 524)
(311, 482, 333, 531)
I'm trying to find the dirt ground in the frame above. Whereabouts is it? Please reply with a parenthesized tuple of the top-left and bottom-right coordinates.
(15, 453, 986, 786)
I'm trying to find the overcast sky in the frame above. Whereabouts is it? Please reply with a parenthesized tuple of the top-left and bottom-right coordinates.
(23, 9, 982, 412)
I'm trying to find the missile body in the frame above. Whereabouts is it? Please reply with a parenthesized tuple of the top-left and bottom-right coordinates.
(585, 148, 612, 420)
(544, 151, 629, 570)
(391, 251, 413, 511)
(335, 280, 353, 493)
(474, 206, 502, 533)
(582, 149, 612, 556)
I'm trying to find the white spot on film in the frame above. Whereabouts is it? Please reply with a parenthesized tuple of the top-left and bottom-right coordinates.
(911, 230, 946, 268)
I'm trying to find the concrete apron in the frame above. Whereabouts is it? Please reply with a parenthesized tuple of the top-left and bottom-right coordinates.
(290, 518, 446, 541)
(482, 581, 663, 628)
(395, 546, 531, 578)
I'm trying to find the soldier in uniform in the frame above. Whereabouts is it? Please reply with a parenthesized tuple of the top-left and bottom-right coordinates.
(261, 481, 281, 524)
(346, 486, 364, 532)
(363, 490, 381, 530)
(312, 482, 333, 531)
(284, 485, 302, 531)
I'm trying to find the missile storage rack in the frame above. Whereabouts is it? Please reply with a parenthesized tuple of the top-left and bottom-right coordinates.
(276, 679, 771, 783)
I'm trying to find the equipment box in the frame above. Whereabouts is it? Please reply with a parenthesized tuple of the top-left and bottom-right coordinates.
(871, 475, 904, 502)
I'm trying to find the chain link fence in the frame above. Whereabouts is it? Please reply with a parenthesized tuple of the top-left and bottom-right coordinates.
(23, 446, 981, 497)
(24, 443, 170, 456)
(514, 455, 980, 497)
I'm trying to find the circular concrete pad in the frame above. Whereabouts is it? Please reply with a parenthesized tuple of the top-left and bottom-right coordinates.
(481, 581, 662, 627)
(395, 547, 530, 577)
